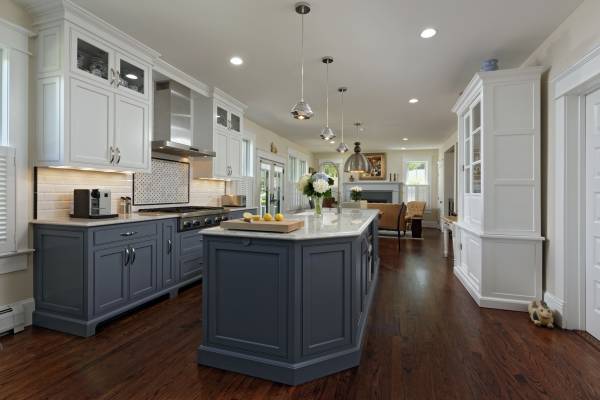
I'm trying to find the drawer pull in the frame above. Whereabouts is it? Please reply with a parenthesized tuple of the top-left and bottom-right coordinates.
(130, 247, 136, 264)
(120, 231, 137, 237)
(167, 239, 173, 254)
(124, 247, 130, 265)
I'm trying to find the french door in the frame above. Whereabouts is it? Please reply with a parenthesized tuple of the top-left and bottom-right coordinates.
(259, 159, 284, 216)
(586, 88, 600, 340)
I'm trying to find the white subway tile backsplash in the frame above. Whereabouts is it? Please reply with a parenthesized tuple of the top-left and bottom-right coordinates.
(36, 166, 226, 219)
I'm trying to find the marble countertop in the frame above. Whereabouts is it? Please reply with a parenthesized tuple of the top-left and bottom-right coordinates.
(202, 209, 379, 240)
(31, 212, 178, 227)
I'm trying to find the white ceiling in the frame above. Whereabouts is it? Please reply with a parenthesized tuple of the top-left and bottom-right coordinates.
(73, 0, 581, 152)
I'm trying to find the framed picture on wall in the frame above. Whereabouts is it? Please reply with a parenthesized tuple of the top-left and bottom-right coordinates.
(359, 153, 386, 180)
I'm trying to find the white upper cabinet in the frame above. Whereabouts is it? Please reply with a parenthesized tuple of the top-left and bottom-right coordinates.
(191, 88, 247, 180)
(28, 0, 159, 172)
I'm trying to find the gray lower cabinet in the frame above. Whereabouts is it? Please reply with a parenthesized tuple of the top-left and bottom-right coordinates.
(34, 218, 202, 337)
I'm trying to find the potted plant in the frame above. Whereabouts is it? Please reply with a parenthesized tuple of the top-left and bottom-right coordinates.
(350, 186, 363, 202)
(297, 172, 334, 216)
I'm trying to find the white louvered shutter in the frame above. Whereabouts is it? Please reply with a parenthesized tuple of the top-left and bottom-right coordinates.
(0, 146, 16, 254)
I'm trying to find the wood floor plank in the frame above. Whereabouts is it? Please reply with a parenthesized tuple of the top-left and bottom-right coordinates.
(2, 229, 600, 400)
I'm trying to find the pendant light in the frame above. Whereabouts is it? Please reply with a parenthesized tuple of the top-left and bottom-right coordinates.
(290, 2, 313, 120)
(344, 122, 372, 173)
(336, 87, 349, 153)
(320, 56, 335, 140)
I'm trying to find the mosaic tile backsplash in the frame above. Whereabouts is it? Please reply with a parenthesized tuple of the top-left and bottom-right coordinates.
(133, 159, 189, 205)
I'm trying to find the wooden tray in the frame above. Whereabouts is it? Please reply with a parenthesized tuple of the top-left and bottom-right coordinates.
(220, 218, 304, 233)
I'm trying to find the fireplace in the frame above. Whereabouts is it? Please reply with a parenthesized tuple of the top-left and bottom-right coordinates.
(361, 190, 393, 203)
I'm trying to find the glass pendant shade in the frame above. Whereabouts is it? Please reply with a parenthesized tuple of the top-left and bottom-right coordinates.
(344, 142, 371, 173)
(320, 126, 335, 140)
(291, 101, 313, 120)
(336, 142, 349, 153)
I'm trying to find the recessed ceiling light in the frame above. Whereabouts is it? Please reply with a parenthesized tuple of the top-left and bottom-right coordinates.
(125, 73, 138, 80)
(409, 98, 419, 104)
(402, 137, 408, 141)
(329, 140, 335, 144)
(420, 28, 437, 39)
(230, 56, 243, 66)
(401, 147, 407, 150)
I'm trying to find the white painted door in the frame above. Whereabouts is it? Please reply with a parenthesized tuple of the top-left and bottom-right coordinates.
(69, 78, 114, 167)
(586, 88, 600, 340)
(228, 134, 242, 179)
(213, 130, 229, 177)
(114, 95, 149, 170)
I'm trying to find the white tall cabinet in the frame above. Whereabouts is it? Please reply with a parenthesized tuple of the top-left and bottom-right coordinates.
(26, 0, 159, 172)
(452, 67, 545, 311)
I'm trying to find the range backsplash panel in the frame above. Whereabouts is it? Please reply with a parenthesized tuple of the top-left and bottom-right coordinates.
(133, 158, 190, 205)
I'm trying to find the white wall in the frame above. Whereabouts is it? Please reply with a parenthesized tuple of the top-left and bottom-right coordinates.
(519, 0, 600, 296)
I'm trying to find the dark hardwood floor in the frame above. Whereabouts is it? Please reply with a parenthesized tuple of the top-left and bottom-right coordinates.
(2, 229, 600, 399)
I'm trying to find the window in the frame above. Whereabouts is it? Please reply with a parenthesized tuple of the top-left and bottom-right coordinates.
(287, 152, 309, 210)
(1, 47, 6, 145)
(241, 138, 253, 177)
(405, 161, 428, 185)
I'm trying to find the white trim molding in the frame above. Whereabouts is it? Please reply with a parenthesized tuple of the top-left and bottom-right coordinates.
(552, 44, 600, 330)
(544, 291, 565, 327)
(0, 298, 34, 335)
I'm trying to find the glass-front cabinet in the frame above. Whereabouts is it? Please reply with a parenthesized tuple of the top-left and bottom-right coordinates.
(71, 29, 149, 100)
(463, 99, 482, 195)
(215, 102, 242, 133)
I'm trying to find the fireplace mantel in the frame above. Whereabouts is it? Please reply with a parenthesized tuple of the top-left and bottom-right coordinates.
(342, 181, 404, 203)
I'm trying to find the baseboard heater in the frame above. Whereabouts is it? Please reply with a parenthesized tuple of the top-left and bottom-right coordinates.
(0, 304, 27, 335)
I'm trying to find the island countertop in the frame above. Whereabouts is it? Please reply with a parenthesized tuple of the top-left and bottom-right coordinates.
(201, 209, 379, 240)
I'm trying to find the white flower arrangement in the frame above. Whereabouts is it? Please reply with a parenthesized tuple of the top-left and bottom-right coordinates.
(313, 179, 330, 194)
(297, 172, 334, 198)
(350, 186, 363, 193)
(350, 186, 363, 201)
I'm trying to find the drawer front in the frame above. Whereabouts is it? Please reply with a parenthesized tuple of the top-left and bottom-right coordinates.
(180, 254, 203, 281)
(179, 229, 203, 256)
(93, 222, 158, 246)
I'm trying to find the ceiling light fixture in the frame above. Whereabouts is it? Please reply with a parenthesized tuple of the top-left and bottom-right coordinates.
(336, 87, 349, 153)
(420, 28, 437, 39)
(230, 56, 243, 66)
(402, 137, 409, 141)
(401, 147, 407, 150)
(330, 140, 335, 144)
(125, 73, 138, 80)
(344, 122, 371, 173)
(409, 98, 419, 104)
(290, 2, 313, 120)
(320, 56, 335, 140)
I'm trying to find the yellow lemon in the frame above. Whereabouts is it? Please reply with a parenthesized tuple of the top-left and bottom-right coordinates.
(263, 213, 273, 221)
(275, 213, 285, 221)
(242, 212, 253, 219)
(251, 215, 261, 221)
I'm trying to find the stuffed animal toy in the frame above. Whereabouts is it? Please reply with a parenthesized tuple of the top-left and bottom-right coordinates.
(528, 300, 554, 328)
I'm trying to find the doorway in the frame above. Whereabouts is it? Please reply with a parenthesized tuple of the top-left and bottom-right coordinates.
(259, 159, 284, 216)
(586, 88, 600, 340)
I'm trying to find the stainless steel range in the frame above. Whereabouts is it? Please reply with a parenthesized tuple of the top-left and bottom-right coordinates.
(138, 206, 228, 231)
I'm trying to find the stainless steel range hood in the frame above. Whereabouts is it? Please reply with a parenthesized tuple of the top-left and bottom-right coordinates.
(152, 80, 215, 158)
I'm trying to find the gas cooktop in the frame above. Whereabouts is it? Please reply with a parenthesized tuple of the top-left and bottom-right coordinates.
(138, 206, 228, 231)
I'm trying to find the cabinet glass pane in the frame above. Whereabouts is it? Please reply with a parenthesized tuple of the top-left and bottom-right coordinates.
(77, 38, 109, 81)
(472, 132, 481, 162)
(464, 138, 470, 165)
(472, 102, 481, 131)
(472, 163, 481, 193)
(119, 59, 144, 95)
(464, 115, 470, 139)
(465, 167, 471, 193)
(216, 106, 228, 128)
(230, 113, 241, 132)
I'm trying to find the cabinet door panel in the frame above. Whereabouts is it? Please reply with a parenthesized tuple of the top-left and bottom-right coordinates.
(129, 239, 158, 301)
(116, 52, 149, 100)
(180, 254, 203, 281)
(70, 28, 114, 87)
(69, 78, 114, 166)
(213, 130, 229, 177)
(114, 95, 149, 170)
(93, 246, 127, 315)
(162, 222, 177, 288)
(228, 134, 242, 179)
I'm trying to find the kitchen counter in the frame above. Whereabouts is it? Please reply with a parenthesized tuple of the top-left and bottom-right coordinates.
(198, 208, 380, 385)
(202, 209, 379, 240)
(31, 212, 177, 227)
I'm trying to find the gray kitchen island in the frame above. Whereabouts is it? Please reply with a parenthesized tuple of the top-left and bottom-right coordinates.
(198, 209, 380, 385)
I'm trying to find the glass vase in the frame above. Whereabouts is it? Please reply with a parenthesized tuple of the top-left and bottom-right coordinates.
(314, 196, 323, 217)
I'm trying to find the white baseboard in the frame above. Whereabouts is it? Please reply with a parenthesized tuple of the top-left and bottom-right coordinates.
(543, 291, 565, 327)
(454, 267, 530, 312)
(0, 298, 35, 335)
(422, 220, 440, 229)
